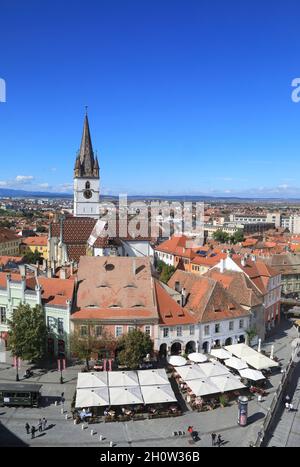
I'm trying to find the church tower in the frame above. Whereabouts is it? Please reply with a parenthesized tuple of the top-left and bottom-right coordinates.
(73, 113, 100, 218)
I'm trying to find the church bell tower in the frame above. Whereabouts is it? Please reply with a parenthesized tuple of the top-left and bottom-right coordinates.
(73, 113, 100, 218)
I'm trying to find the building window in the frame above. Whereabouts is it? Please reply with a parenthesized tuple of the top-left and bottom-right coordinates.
(80, 326, 87, 337)
(115, 326, 123, 337)
(177, 326, 182, 337)
(239, 319, 244, 329)
(229, 321, 234, 331)
(95, 325, 102, 337)
(0, 307, 6, 324)
(144, 325, 151, 336)
(47, 316, 56, 332)
(189, 325, 195, 336)
(163, 328, 169, 338)
(215, 323, 220, 334)
(204, 325, 210, 336)
(58, 318, 64, 335)
(128, 325, 135, 333)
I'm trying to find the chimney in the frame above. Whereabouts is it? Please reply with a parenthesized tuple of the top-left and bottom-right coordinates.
(35, 284, 42, 306)
(21, 275, 26, 303)
(60, 267, 66, 280)
(241, 258, 246, 267)
(181, 287, 187, 307)
(251, 255, 256, 262)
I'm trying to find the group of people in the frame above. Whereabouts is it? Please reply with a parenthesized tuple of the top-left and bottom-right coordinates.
(284, 395, 294, 412)
(25, 418, 47, 439)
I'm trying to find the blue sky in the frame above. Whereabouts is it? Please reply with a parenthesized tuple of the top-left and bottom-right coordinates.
(1, 0, 300, 197)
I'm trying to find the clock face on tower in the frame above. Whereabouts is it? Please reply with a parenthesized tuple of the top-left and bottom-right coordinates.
(83, 189, 92, 199)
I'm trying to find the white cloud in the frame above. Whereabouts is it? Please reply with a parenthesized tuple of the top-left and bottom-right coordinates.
(15, 175, 34, 184)
(38, 183, 51, 189)
(0, 181, 8, 187)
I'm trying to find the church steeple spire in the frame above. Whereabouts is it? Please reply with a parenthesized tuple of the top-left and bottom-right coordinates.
(78, 113, 96, 177)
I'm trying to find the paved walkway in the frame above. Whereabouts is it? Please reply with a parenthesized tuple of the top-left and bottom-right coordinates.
(0, 318, 298, 447)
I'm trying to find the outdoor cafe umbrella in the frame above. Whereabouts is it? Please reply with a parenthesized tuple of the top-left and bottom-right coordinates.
(176, 365, 206, 381)
(246, 354, 279, 371)
(137, 369, 169, 386)
(188, 353, 208, 363)
(75, 387, 110, 408)
(77, 372, 108, 389)
(199, 362, 230, 377)
(140, 385, 177, 404)
(225, 357, 248, 371)
(210, 348, 232, 360)
(168, 355, 187, 367)
(187, 378, 220, 397)
(109, 386, 144, 406)
(108, 371, 139, 387)
(239, 368, 265, 382)
(211, 375, 246, 393)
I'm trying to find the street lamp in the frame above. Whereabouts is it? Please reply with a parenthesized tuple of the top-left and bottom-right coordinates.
(57, 357, 66, 384)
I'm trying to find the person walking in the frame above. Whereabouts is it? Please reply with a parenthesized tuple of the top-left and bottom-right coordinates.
(25, 422, 30, 434)
(42, 417, 47, 430)
(217, 434, 223, 447)
(61, 392, 65, 404)
(211, 433, 216, 446)
(289, 403, 294, 412)
(38, 419, 43, 432)
(31, 425, 36, 439)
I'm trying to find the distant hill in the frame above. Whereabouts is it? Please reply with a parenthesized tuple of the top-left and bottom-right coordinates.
(0, 188, 72, 198)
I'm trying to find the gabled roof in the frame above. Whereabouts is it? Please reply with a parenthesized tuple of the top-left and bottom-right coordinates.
(154, 280, 197, 325)
(168, 270, 249, 323)
(0, 228, 20, 244)
(231, 256, 280, 294)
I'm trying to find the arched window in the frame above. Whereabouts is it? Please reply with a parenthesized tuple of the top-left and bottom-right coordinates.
(85, 181, 90, 189)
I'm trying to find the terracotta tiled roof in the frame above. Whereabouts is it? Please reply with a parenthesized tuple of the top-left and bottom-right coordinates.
(154, 280, 197, 325)
(38, 277, 75, 307)
(71, 308, 157, 321)
(0, 256, 23, 266)
(0, 228, 20, 244)
(231, 256, 280, 294)
(168, 270, 249, 323)
(22, 236, 48, 246)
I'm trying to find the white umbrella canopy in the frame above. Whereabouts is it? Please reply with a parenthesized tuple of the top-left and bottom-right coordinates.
(187, 378, 220, 397)
(199, 362, 230, 377)
(210, 349, 232, 360)
(224, 344, 254, 359)
(176, 365, 206, 381)
(168, 355, 187, 367)
(246, 355, 278, 371)
(109, 386, 144, 405)
(140, 385, 177, 404)
(188, 353, 208, 363)
(108, 371, 139, 387)
(291, 338, 300, 349)
(137, 369, 169, 386)
(225, 357, 248, 371)
(77, 372, 108, 389)
(211, 375, 246, 393)
(239, 368, 265, 381)
(75, 387, 110, 408)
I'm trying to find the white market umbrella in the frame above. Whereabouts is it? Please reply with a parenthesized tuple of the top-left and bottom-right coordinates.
(75, 387, 110, 408)
(210, 348, 232, 360)
(137, 369, 169, 386)
(168, 355, 187, 367)
(291, 338, 300, 349)
(109, 386, 144, 406)
(224, 343, 254, 359)
(176, 365, 206, 381)
(199, 362, 230, 377)
(239, 368, 265, 382)
(77, 372, 108, 389)
(225, 357, 248, 371)
(246, 354, 278, 371)
(187, 378, 220, 397)
(108, 371, 139, 387)
(188, 353, 208, 363)
(211, 375, 246, 393)
(140, 385, 177, 404)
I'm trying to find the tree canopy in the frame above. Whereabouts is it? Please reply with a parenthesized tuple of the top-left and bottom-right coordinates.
(116, 329, 153, 369)
(23, 249, 43, 264)
(70, 327, 116, 368)
(7, 304, 47, 362)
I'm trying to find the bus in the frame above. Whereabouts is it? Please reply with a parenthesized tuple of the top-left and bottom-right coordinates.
(0, 383, 42, 408)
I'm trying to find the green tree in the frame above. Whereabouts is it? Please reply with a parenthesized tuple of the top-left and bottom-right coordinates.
(7, 304, 47, 379)
(70, 327, 116, 369)
(212, 230, 230, 243)
(116, 329, 153, 370)
(246, 328, 257, 345)
(230, 229, 245, 245)
(23, 249, 43, 264)
(160, 264, 176, 284)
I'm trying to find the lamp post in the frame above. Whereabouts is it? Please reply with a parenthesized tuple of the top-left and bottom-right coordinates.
(14, 356, 20, 382)
(58, 357, 65, 384)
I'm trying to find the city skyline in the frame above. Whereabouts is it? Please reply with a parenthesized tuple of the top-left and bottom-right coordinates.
(1, 0, 300, 197)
